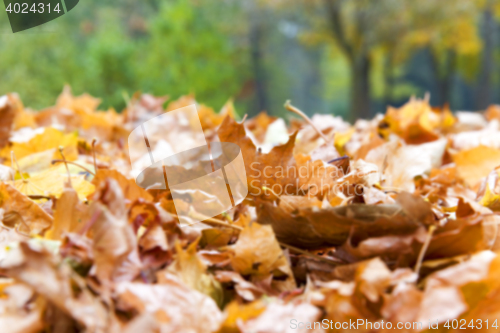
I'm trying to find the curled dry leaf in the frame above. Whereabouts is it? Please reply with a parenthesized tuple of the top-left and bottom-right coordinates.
(257, 201, 419, 250)
(88, 179, 142, 285)
(0, 182, 52, 235)
(229, 218, 296, 293)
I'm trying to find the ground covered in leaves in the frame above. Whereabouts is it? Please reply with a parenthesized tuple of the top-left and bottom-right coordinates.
(0, 87, 499, 332)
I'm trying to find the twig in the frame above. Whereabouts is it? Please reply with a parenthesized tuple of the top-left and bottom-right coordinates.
(58, 146, 72, 188)
(27, 194, 52, 200)
(279, 242, 339, 265)
(285, 100, 330, 143)
(92, 138, 98, 173)
(240, 114, 248, 123)
(414, 225, 436, 275)
(51, 160, 96, 176)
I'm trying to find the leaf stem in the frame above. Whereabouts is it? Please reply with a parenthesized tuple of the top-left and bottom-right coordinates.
(414, 225, 436, 275)
(58, 146, 72, 188)
(51, 160, 96, 176)
(279, 242, 340, 265)
(92, 138, 98, 173)
(284, 100, 331, 143)
(27, 194, 52, 200)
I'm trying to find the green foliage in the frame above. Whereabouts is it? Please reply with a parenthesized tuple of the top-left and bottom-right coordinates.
(0, 0, 249, 111)
(0, 0, 498, 117)
(139, 0, 248, 109)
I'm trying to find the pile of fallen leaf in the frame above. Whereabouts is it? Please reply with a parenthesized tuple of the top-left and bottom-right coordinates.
(0, 86, 499, 333)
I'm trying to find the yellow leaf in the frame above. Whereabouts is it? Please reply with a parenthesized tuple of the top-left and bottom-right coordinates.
(217, 301, 266, 333)
(479, 183, 500, 211)
(334, 128, 354, 156)
(160, 240, 223, 306)
(453, 145, 500, 188)
(12, 167, 94, 201)
(1, 127, 78, 162)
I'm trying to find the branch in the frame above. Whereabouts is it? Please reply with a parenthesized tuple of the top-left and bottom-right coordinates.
(324, 0, 353, 59)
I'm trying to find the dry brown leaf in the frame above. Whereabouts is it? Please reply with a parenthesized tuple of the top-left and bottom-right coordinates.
(91, 169, 153, 203)
(116, 278, 223, 333)
(88, 179, 142, 285)
(229, 218, 296, 292)
(0, 95, 16, 149)
(0, 242, 109, 332)
(0, 182, 52, 235)
(218, 115, 299, 196)
(45, 183, 89, 239)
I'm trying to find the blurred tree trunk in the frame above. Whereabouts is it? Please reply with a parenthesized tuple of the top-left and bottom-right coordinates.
(324, 0, 371, 120)
(383, 52, 395, 108)
(249, 13, 269, 113)
(430, 48, 456, 106)
(476, 7, 494, 110)
(350, 54, 371, 119)
(304, 47, 324, 114)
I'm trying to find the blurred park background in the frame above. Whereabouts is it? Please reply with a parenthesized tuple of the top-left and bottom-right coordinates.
(1, 0, 500, 120)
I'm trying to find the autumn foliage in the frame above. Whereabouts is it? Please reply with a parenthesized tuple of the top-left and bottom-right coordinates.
(0, 87, 499, 332)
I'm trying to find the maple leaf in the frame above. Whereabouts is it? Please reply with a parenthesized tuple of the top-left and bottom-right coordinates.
(218, 115, 299, 196)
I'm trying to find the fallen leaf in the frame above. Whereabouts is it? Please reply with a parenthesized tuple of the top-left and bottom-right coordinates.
(0, 182, 52, 235)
